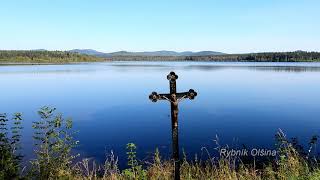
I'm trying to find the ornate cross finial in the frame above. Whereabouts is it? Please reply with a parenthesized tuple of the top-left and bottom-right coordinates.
(167, 71, 178, 81)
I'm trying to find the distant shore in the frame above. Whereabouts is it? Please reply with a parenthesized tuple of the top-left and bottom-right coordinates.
(0, 62, 108, 65)
(1, 50, 320, 64)
(2, 60, 320, 66)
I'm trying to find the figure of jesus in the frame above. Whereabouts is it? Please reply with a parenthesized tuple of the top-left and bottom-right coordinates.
(162, 94, 186, 127)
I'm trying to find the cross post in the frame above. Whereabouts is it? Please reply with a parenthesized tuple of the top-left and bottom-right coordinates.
(149, 72, 197, 180)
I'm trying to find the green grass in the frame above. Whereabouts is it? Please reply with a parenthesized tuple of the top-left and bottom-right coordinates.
(1, 107, 320, 179)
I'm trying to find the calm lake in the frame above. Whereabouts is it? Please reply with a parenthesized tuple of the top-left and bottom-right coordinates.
(1, 61, 320, 167)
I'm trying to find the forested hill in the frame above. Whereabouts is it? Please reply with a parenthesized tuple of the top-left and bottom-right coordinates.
(0, 50, 105, 63)
(110, 51, 320, 62)
(1, 50, 320, 63)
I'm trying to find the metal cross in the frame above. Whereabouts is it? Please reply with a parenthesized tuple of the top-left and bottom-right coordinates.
(149, 71, 197, 180)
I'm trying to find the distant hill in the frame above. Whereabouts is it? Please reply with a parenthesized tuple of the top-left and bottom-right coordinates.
(191, 51, 225, 56)
(32, 49, 47, 51)
(69, 49, 111, 57)
(2, 50, 320, 63)
(109, 50, 225, 56)
(69, 49, 225, 57)
(110, 50, 178, 56)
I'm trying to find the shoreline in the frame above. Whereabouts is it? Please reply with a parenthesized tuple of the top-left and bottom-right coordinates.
(2, 60, 320, 66)
(0, 61, 109, 66)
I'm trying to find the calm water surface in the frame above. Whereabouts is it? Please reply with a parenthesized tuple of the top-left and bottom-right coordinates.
(1, 61, 320, 167)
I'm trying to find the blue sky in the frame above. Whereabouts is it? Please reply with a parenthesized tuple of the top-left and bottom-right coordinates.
(0, 0, 319, 53)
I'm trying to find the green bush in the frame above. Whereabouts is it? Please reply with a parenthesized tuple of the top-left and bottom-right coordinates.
(29, 106, 79, 179)
(123, 143, 147, 179)
(0, 113, 23, 179)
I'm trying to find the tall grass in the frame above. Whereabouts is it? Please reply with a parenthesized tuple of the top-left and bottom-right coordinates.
(1, 107, 320, 179)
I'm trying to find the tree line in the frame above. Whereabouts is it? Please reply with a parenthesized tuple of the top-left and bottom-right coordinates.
(0, 50, 104, 63)
(1, 50, 320, 63)
(110, 51, 320, 62)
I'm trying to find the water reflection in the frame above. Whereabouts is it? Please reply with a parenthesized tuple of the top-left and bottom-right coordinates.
(1, 61, 320, 168)
(1, 62, 320, 74)
(247, 66, 320, 72)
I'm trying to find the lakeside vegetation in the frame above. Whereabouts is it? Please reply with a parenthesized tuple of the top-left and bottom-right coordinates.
(1, 50, 320, 64)
(110, 51, 320, 62)
(1, 107, 320, 179)
(0, 50, 105, 64)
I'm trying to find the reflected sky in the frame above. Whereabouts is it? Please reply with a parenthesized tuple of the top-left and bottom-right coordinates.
(1, 61, 320, 167)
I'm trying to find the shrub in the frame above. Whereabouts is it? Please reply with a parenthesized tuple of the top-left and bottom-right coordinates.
(0, 113, 23, 179)
(29, 106, 79, 179)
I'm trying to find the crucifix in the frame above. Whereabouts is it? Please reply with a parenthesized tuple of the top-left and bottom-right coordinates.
(149, 72, 197, 180)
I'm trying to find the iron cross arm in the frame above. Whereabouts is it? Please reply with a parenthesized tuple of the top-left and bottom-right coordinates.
(149, 89, 197, 102)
